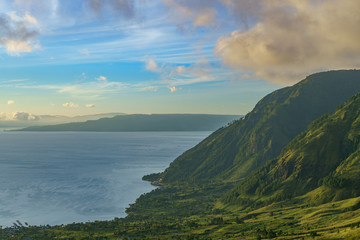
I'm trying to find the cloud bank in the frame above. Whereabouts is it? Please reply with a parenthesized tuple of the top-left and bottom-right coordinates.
(215, 0, 360, 85)
(0, 112, 40, 121)
(163, 0, 360, 84)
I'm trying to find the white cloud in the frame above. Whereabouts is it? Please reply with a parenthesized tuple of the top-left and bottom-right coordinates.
(96, 75, 107, 81)
(23, 12, 38, 24)
(11, 112, 39, 121)
(62, 102, 79, 108)
(176, 66, 186, 74)
(85, 104, 95, 108)
(215, 0, 360, 84)
(4, 40, 32, 56)
(0, 12, 40, 56)
(7, 100, 15, 105)
(0, 112, 40, 121)
(8, 11, 37, 24)
(145, 59, 162, 72)
(156, 56, 222, 87)
(168, 86, 177, 92)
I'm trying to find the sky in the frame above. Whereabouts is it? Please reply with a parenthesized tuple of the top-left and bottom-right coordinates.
(0, 0, 359, 119)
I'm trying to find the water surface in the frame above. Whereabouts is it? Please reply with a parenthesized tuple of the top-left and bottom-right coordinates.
(0, 131, 210, 227)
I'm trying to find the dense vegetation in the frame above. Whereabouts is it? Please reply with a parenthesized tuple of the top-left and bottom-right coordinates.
(15, 114, 241, 132)
(3, 70, 360, 239)
(223, 93, 360, 207)
(160, 70, 360, 183)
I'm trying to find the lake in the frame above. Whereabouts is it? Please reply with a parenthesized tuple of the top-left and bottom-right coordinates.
(0, 131, 210, 227)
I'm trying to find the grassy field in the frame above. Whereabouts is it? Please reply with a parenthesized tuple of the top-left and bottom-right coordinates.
(2, 183, 360, 239)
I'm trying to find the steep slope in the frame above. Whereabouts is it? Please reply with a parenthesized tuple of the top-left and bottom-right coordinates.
(160, 70, 360, 183)
(223, 93, 360, 207)
(16, 114, 240, 132)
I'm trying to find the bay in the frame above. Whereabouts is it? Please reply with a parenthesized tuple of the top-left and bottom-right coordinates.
(0, 131, 210, 227)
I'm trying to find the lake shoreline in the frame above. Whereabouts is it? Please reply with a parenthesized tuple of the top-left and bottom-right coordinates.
(0, 131, 210, 227)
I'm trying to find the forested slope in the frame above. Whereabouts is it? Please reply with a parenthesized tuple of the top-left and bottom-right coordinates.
(160, 70, 360, 183)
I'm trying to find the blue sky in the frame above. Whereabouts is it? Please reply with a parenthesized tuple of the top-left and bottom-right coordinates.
(0, 0, 359, 118)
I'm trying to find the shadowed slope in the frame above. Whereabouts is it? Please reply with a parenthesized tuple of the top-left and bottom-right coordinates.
(223, 93, 360, 206)
(160, 70, 360, 183)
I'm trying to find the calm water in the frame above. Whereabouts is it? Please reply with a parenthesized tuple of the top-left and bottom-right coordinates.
(0, 131, 210, 227)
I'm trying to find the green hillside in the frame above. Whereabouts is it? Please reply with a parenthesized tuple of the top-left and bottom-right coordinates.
(15, 114, 240, 132)
(160, 70, 360, 183)
(223, 93, 360, 207)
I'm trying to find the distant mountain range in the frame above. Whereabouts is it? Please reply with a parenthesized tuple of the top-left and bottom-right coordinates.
(0, 113, 125, 129)
(15, 114, 242, 132)
(37, 112, 126, 123)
